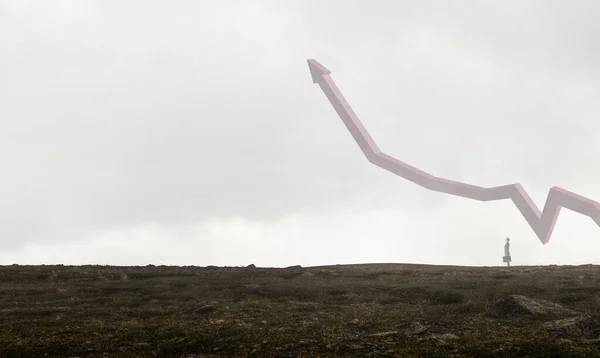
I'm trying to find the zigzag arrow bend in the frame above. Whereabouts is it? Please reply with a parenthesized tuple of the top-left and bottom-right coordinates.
(307, 59, 600, 244)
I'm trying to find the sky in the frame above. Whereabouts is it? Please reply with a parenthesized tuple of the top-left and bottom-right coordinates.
(1, 0, 599, 267)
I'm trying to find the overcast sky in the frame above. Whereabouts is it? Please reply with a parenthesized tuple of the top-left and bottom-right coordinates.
(1, 0, 599, 267)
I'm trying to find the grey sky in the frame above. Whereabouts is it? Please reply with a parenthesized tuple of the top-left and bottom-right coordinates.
(1, 1, 599, 267)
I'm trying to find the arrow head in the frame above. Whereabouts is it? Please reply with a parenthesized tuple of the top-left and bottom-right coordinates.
(307, 59, 331, 83)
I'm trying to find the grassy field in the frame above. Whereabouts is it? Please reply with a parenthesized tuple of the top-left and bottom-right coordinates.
(1, 263, 600, 357)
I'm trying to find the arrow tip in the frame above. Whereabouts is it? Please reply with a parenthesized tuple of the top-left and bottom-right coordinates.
(307, 59, 331, 83)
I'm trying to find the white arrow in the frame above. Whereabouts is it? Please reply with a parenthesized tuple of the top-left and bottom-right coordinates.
(308, 58, 600, 244)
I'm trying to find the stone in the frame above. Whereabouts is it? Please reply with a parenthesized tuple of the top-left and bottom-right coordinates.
(542, 315, 600, 338)
(344, 292, 359, 299)
(197, 305, 216, 314)
(430, 333, 459, 341)
(494, 295, 577, 317)
(397, 318, 447, 336)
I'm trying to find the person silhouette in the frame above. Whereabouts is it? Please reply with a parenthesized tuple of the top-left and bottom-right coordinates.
(503, 238, 511, 267)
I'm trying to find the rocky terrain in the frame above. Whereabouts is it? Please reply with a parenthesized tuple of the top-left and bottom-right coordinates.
(1, 263, 600, 357)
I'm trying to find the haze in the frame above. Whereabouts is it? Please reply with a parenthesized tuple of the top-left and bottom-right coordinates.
(1, 0, 599, 267)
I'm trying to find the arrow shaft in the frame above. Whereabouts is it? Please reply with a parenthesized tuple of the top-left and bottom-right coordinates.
(318, 76, 380, 156)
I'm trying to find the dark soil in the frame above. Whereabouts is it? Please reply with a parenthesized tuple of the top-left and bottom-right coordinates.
(2, 263, 600, 357)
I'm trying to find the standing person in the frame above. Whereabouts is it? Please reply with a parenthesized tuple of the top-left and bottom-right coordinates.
(503, 238, 511, 267)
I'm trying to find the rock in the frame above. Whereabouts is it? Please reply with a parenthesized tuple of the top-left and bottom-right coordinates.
(431, 333, 459, 341)
(543, 315, 600, 338)
(426, 333, 460, 346)
(197, 305, 216, 314)
(301, 271, 315, 277)
(246, 264, 256, 269)
(120, 273, 129, 281)
(344, 292, 359, 299)
(494, 295, 577, 317)
(397, 318, 447, 336)
(557, 338, 573, 345)
(322, 270, 340, 276)
(286, 265, 302, 269)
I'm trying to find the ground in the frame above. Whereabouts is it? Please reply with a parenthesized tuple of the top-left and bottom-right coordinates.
(2, 263, 600, 357)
